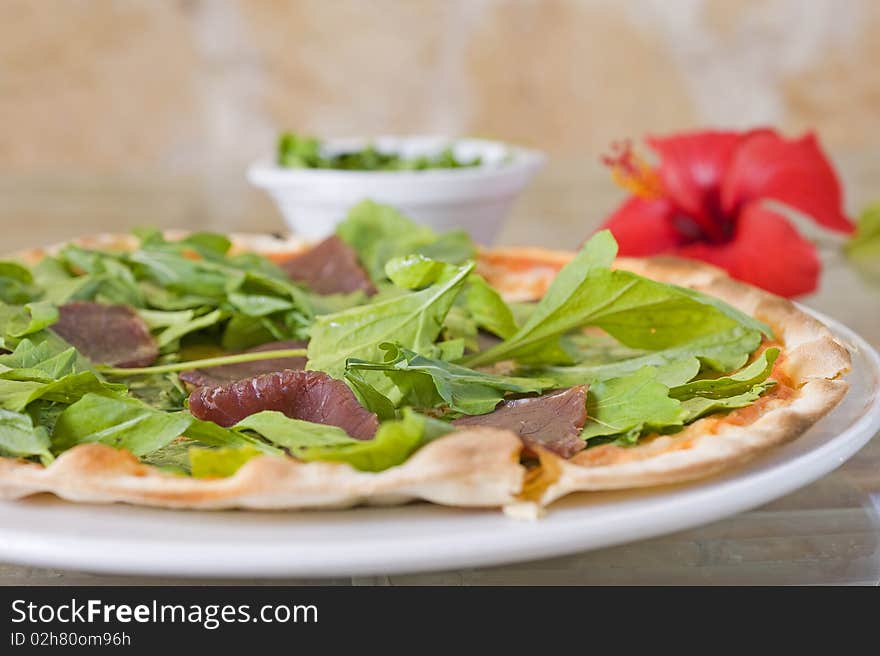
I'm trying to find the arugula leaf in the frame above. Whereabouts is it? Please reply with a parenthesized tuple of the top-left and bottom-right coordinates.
(220, 314, 279, 350)
(418, 230, 477, 264)
(137, 308, 200, 330)
(464, 275, 518, 339)
(581, 351, 778, 444)
(126, 250, 234, 298)
(29, 257, 87, 305)
(49, 234, 316, 355)
(0, 262, 41, 304)
(464, 231, 770, 367)
(51, 393, 191, 456)
(385, 255, 448, 289)
(343, 370, 398, 420)
(0, 408, 53, 464)
(136, 280, 218, 310)
(306, 261, 474, 378)
(235, 411, 357, 450)
(227, 292, 295, 317)
(188, 405, 454, 476)
(189, 445, 264, 478)
(670, 348, 779, 401)
(4, 301, 58, 337)
(336, 201, 434, 281)
(153, 309, 226, 350)
(680, 383, 775, 422)
(0, 372, 125, 413)
(347, 343, 555, 415)
(4, 328, 94, 373)
(295, 408, 451, 472)
(845, 203, 880, 283)
(526, 326, 762, 387)
(53, 247, 145, 306)
(336, 200, 476, 282)
(0, 262, 34, 285)
(189, 405, 456, 477)
(0, 340, 78, 379)
(183, 232, 232, 257)
(123, 373, 187, 412)
(140, 439, 198, 474)
(302, 289, 368, 316)
(580, 367, 687, 441)
(182, 416, 279, 454)
(648, 358, 702, 387)
(441, 305, 479, 352)
(430, 338, 466, 361)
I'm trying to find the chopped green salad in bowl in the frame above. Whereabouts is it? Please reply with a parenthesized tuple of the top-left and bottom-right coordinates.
(277, 132, 484, 171)
(248, 135, 544, 242)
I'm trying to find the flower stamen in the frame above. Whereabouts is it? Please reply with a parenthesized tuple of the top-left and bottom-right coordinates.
(601, 140, 663, 199)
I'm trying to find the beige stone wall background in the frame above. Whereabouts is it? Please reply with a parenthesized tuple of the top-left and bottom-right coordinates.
(1, 0, 878, 246)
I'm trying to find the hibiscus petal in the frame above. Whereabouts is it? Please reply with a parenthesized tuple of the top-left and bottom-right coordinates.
(601, 197, 685, 256)
(674, 203, 821, 298)
(646, 130, 747, 239)
(721, 131, 853, 233)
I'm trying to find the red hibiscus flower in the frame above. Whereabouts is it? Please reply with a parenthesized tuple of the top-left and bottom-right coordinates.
(600, 129, 854, 297)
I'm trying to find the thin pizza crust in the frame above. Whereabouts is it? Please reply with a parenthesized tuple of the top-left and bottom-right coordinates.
(0, 234, 851, 513)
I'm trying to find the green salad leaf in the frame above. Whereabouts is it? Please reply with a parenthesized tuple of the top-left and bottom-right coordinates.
(845, 203, 880, 283)
(306, 261, 474, 378)
(680, 384, 774, 423)
(0, 262, 41, 305)
(181, 416, 280, 454)
(347, 343, 555, 415)
(290, 408, 451, 472)
(464, 231, 771, 367)
(441, 305, 479, 352)
(0, 340, 78, 379)
(464, 274, 518, 339)
(336, 200, 476, 282)
(525, 326, 762, 387)
(51, 393, 192, 456)
(140, 439, 197, 475)
(278, 132, 482, 172)
(0, 408, 53, 464)
(670, 348, 779, 401)
(234, 411, 356, 450)
(189, 445, 264, 478)
(384, 254, 448, 289)
(343, 370, 398, 420)
(0, 372, 126, 413)
(30, 231, 323, 361)
(154, 309, 226, 350)
(0, 301, 58, 340)
(581, 349, 779, 444)
(580, 367, 687, 441)
(191, 408, 453, 476)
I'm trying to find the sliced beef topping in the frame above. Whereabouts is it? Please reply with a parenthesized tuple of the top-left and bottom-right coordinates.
(453, 386, 588, 458)
(52, 301, 159, 368)
(280, 235, 376, 296)
(189, 369, 378, 439)
(179, 340, 307, 388)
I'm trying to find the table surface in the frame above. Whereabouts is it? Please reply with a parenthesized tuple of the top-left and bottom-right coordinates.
(1, 155, 878, 586)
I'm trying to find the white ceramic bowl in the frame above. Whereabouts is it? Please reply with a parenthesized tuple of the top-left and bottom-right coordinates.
(247, 136, 545, 243)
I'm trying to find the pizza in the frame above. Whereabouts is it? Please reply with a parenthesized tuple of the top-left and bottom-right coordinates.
(0, 201, 850, 516)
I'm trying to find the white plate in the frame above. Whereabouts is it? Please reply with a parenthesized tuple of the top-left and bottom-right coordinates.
(0, 311, 878, 578)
